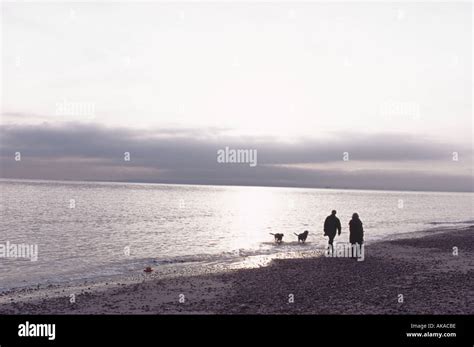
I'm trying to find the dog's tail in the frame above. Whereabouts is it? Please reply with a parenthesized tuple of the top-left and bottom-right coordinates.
(269, 233, 275, 235)
(294, 233, 299, 236)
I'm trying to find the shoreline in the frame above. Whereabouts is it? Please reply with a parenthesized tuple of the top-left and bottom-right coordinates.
(0, 225, 472, 314)
(0, 223, 469, 294)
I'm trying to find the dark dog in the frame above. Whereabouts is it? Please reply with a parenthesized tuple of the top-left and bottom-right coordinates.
(294, 230, 309, 243)
(269, 233, 284, 243)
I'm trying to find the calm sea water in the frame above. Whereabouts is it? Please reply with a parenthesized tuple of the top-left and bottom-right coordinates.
(0, 179, 472, 290)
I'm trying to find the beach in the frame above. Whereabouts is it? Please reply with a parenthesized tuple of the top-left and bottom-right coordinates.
(0, 226, 472, 315)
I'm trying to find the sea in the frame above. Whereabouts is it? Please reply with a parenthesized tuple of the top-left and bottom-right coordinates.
(0, 179, 472, 291)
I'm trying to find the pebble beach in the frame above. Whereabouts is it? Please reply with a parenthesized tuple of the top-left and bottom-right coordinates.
(0, 226, 472, 315)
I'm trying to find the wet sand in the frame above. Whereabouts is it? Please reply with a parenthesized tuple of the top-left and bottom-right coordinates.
(0, 226, 472, 314)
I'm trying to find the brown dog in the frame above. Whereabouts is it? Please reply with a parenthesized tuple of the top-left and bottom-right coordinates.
(269, 233, 284, 243)
(294, 230, 309, 243)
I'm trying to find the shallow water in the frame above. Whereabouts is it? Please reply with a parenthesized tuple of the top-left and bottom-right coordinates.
(0, 179, 472, 290)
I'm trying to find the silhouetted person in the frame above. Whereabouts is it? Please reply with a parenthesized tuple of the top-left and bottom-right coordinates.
(349, 213, 364, 258)
(324, 210, 341, 253)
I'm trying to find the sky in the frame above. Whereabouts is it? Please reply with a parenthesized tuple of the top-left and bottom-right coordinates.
(0, 2, 472, 191)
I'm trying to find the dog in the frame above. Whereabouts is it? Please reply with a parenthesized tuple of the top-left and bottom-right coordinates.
(294, 230, 309, 243)
(269, 233, 284, 243)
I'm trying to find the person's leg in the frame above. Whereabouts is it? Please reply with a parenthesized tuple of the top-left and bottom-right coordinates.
(358, 241, 364, 260)
(350, 242, 356, 259)
(355, 242, 361, 260)
(355, 242, 364, 259)
(328, 235, 335, 255)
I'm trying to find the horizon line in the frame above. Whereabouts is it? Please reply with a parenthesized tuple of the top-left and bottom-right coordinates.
(1, 177, 472, 194)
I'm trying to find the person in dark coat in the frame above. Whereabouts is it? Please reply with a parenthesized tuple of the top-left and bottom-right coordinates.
(349, 213, 364, 258)
(324, 210, 341, 253)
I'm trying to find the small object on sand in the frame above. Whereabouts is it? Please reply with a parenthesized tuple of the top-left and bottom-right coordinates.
(144, 267, 153, 273)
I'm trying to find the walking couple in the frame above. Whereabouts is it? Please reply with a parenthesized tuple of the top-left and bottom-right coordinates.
(324, 210, 364, 257)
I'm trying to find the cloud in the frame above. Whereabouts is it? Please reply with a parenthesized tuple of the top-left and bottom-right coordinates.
(0, 122, 472, 191)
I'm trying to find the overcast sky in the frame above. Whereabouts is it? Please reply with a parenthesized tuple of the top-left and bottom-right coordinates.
(1, 2, 472, 191)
